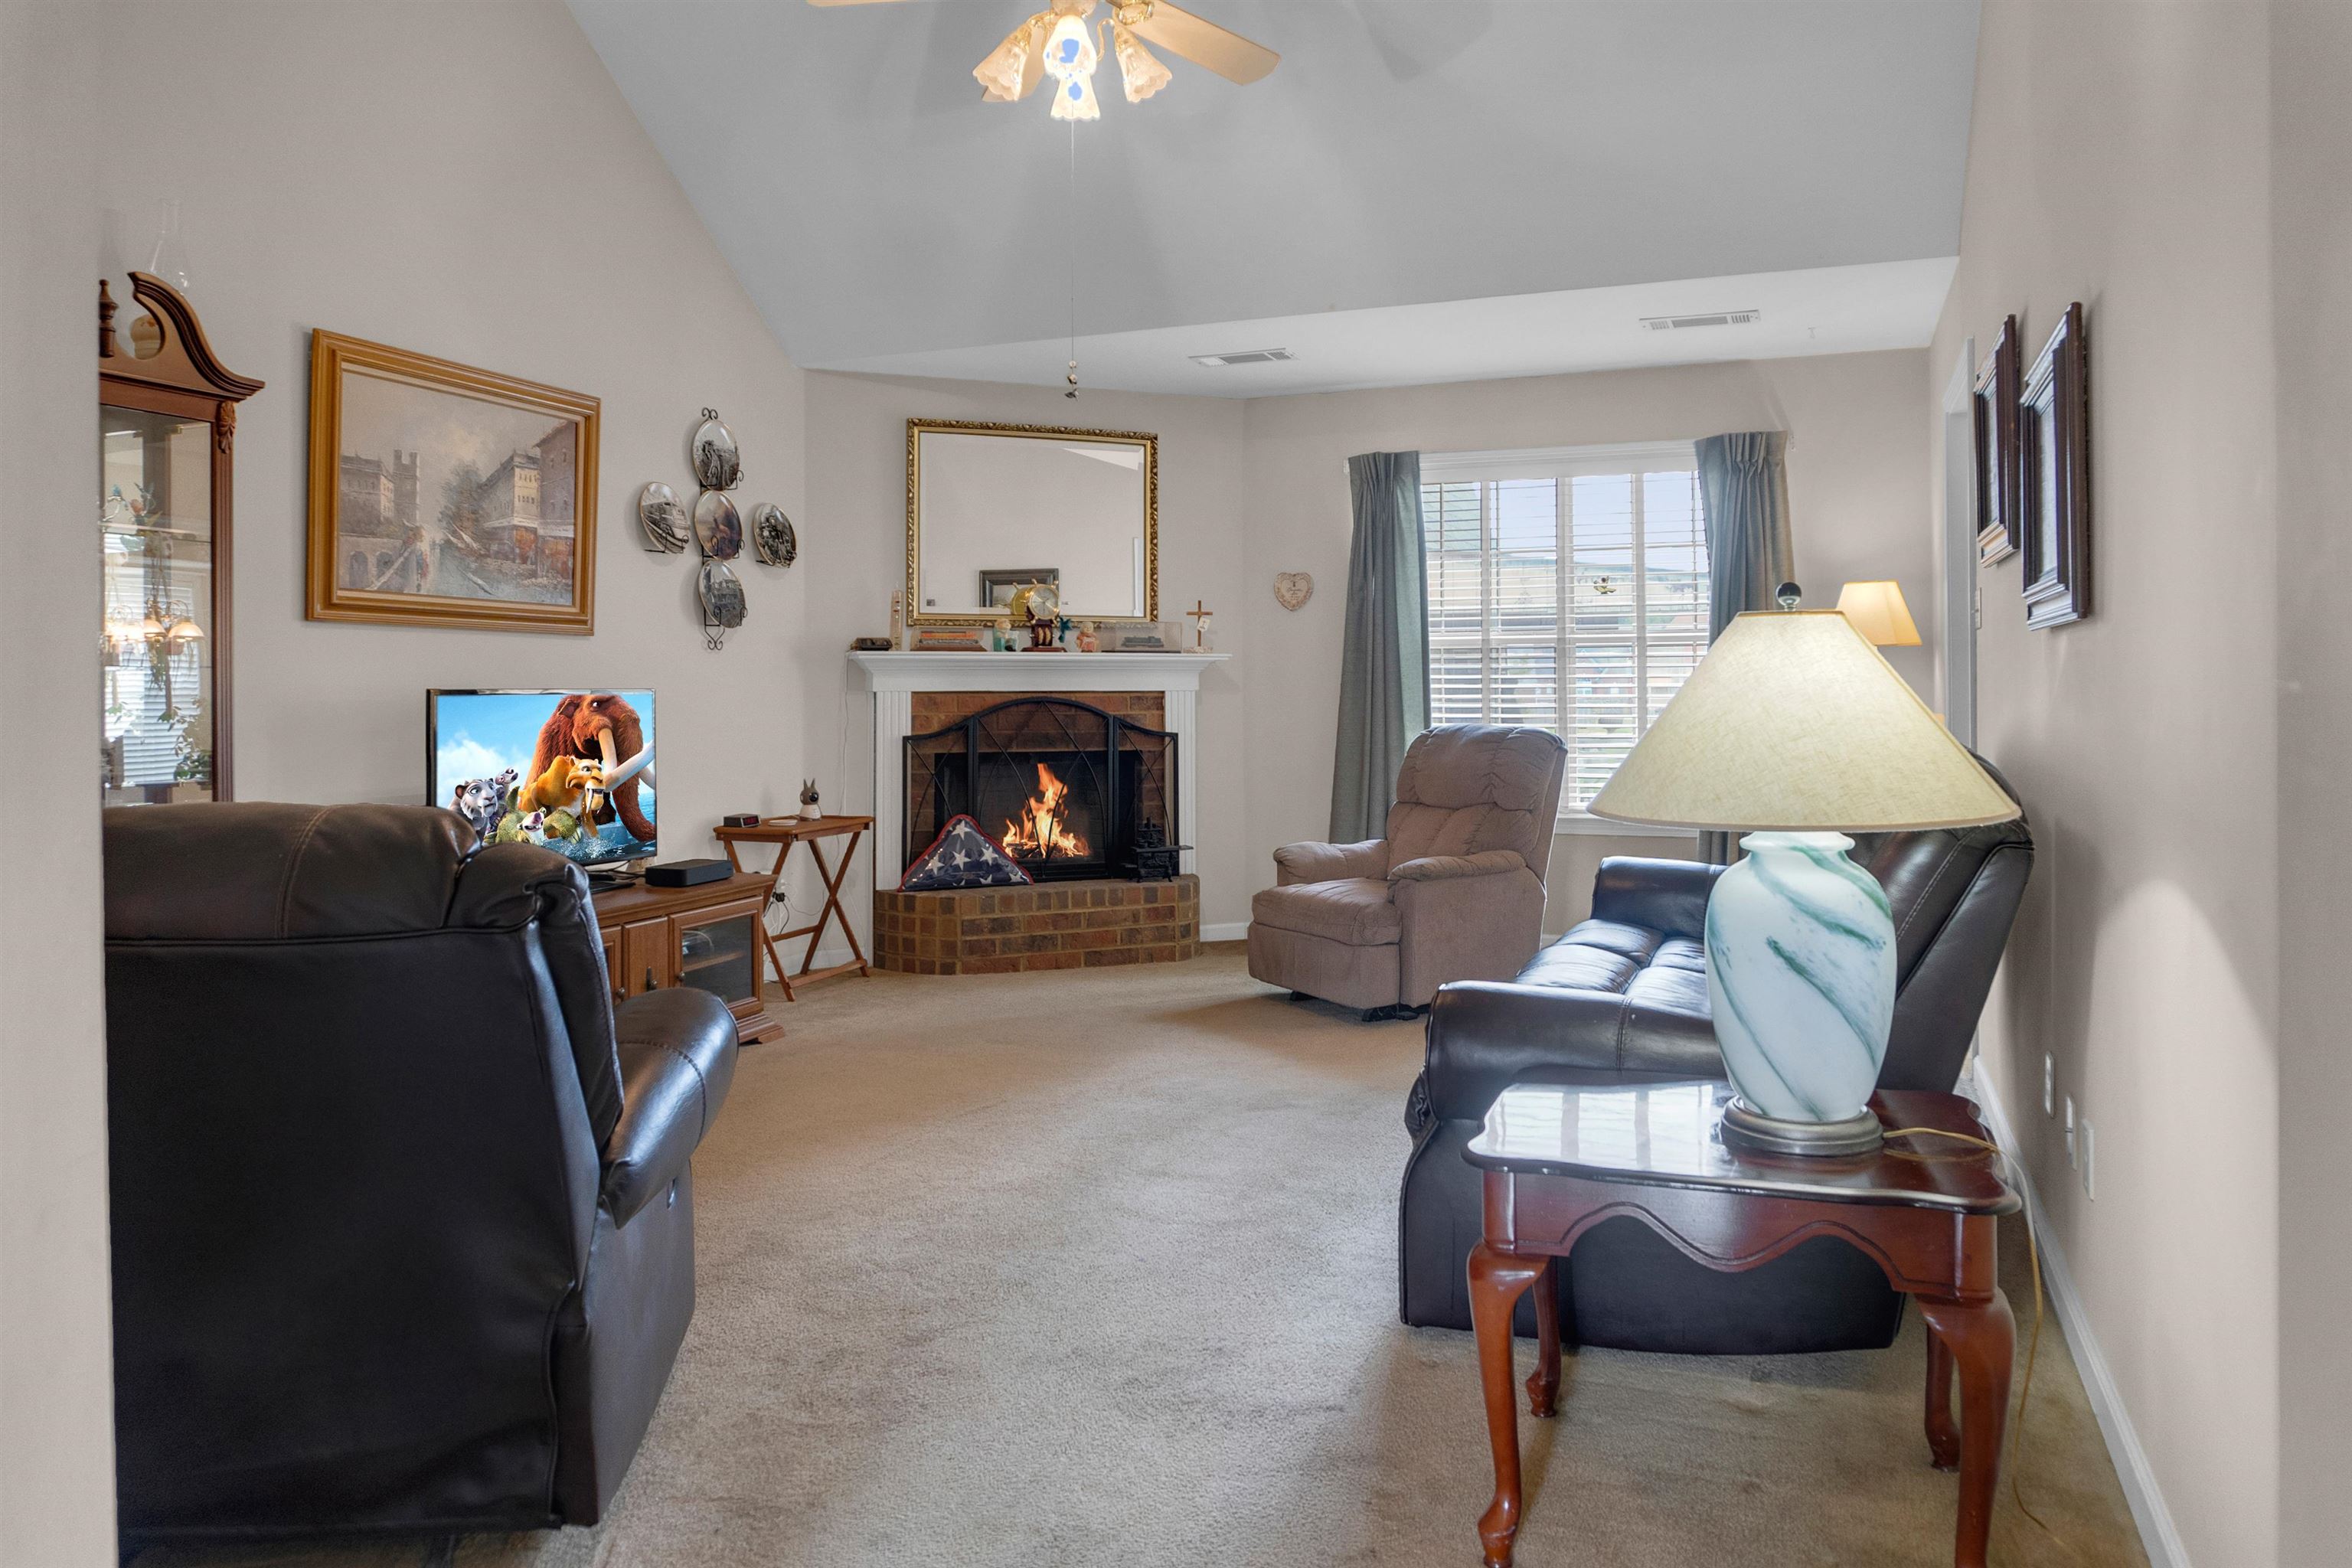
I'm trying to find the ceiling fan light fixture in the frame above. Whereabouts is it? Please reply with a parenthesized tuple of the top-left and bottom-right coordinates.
(1041, 12, 1098, 82)
(1111, 23, 1171, 102)
(1050, 68, 1101, 121)
(972, 17, 1038, 101)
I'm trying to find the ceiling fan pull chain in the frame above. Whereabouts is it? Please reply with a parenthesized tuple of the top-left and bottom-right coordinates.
(1066, 116, 1080, 400)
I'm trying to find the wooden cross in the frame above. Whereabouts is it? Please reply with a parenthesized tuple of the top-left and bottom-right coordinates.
(1186, 598, 1211, 650)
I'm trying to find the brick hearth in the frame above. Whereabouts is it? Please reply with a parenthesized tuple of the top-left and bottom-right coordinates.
(874, 875, 1198, 975)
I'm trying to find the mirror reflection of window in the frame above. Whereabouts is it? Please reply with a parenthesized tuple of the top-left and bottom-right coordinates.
(101, 407, 217, 805)
(913, 429, 1151, 619)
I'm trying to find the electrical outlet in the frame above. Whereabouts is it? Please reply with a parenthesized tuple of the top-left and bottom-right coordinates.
(2063, 1096, 2077, 1168)
(2081, 1120, 2096, 1198)
(2043, 1054, 2055, 1116)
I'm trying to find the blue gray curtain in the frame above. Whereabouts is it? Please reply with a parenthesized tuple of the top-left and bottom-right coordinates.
(1329, 452, 1429, 842)
(1694, 431, 1795, 864)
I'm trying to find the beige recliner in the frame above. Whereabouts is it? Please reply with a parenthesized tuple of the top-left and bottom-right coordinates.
(1247, 726, 1569, 1017)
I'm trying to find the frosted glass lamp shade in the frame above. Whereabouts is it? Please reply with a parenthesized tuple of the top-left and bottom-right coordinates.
(1587, 611, 2015, 833)
(1836, 580, 1922, 646)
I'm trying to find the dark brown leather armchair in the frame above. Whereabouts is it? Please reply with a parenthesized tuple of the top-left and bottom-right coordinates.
(1399, 760, 2034, 1354)
(103, 803, 737, 1543)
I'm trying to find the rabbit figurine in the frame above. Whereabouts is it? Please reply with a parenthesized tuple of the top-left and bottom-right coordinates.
(799, 779, 822, 822)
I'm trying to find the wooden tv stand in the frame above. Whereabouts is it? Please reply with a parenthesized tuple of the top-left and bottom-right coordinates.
(592, 871, 783, 1046)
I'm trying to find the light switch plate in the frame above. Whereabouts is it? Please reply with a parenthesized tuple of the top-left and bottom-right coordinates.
(2043, 1054, 2055, 1116)
(2063, 1096, 2077, 1167)
(2081, 1120, 2096, 1198)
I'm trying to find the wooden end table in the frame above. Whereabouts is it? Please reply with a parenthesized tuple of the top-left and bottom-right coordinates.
(713, 815, 874, 1001)
(1464, 1081, 2020, 1568)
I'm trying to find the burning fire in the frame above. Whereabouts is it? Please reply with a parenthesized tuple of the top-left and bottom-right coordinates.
(1001, 762, 1088, 861)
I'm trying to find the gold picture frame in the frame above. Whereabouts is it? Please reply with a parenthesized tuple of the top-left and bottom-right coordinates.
(904, 417, 1158, 629)
(307, 331, 599, 634)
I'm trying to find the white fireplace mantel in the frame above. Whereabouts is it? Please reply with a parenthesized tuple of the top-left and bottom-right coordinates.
(848, 651, 1228, 889)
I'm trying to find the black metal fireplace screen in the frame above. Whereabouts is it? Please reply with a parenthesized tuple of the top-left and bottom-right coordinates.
(905, 697, 1177, 881)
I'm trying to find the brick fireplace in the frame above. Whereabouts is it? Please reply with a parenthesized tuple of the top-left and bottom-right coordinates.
(903, 694, 1175, 882)
(849, 652, 1227, 975)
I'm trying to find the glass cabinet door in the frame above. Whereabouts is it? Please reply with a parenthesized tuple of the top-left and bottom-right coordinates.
(101, 404, 218, 804)
(675, 905, 760, 1008)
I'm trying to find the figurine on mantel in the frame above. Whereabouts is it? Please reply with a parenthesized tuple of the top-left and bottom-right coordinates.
(1076, 620, 1099, 654)
(994, 617, 1014, 652)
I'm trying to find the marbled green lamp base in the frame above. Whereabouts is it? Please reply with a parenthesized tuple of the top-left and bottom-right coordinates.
(1704, 831, 1897, 1157)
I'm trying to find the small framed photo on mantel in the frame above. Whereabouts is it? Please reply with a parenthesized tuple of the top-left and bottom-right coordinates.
(1971, 314, 2020, 567)
(2019, 302, 2091, 629)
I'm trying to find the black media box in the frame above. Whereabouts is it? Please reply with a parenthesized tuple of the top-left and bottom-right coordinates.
(644, 858, 731, 888)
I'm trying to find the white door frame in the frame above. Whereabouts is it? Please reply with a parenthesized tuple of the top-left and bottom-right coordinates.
(1940, 338, 1978, 748)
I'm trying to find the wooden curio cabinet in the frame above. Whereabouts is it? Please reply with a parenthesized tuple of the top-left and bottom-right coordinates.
(100, 273, 263, 804)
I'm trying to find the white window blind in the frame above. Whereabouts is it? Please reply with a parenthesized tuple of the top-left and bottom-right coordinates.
(1422, 443, 1709, 812)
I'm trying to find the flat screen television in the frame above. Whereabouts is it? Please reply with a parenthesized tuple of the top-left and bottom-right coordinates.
(428, 688, 656, 867)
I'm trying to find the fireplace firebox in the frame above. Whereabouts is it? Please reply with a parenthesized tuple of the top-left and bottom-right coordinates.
(904, 697, 1177, 882)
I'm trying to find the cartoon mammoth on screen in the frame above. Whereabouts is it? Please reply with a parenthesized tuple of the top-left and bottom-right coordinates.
(529, 693, 655, 844)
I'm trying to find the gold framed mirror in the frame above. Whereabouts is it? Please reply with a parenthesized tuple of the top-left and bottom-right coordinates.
(905, 419, 1158, 628)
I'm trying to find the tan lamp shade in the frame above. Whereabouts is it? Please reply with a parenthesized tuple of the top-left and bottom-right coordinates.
(1835, 580, 1922, 646)
(1588, 610, 2018, 831)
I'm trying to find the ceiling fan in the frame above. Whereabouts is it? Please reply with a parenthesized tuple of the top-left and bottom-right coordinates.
(808, 0, 1279, 121)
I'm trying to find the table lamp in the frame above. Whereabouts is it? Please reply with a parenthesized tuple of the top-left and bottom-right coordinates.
(1835, 580, 1922, 647)
(1588, 609, 2017, 1156)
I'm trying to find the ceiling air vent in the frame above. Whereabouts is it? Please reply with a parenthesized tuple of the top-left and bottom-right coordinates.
(1640, 310, 1761, 333)
(1189, 348, 1295, 367)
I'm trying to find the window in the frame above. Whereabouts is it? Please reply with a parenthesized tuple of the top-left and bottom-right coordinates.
(1422, 443, 1709, 812)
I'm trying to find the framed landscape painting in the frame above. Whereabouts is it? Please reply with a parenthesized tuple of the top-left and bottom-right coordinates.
(306, 332, 599, 633)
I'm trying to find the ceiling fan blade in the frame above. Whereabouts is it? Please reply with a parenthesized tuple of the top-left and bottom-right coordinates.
(1126, 2, 1277, 84)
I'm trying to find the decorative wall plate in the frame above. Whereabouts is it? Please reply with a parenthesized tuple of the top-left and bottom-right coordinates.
(750, 501, 797, 567)
(691, 407, 741, 491)
(698, 558, 745, 648)
(1273, 571, 1313, 610)
(638, 482, 688, 554)
(693, 490, 743, 559)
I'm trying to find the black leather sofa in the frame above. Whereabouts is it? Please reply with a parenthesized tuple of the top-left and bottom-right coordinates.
(103, 803, 737, 1542)
(1400, 766, 2034, 1354)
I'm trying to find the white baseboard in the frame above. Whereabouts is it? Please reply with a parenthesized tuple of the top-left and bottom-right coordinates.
(1970, 1073, 2190, 1568)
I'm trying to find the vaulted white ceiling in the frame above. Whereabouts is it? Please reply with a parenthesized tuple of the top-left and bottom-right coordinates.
(572, 0, 1979, 395)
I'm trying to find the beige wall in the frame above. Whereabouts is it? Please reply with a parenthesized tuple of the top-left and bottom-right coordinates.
(1929, 4, 2281, 1562)
(1236, 351, 1933, 926)
(802, 372, 1250, 929)
(97, 0, 811, 842)
(2269, 2, 2351, 1557)
(1, 5, 118, 1562)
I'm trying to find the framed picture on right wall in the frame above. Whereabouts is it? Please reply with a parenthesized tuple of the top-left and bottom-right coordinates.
(1971, 314, 2020, 566)
(2020, 301, 2091, 629)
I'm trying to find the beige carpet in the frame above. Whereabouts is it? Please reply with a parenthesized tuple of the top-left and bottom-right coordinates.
(136, 947, 2148, 1568)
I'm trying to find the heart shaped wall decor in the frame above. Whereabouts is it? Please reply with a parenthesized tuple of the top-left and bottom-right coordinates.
(1272, 572, 1314, 611)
